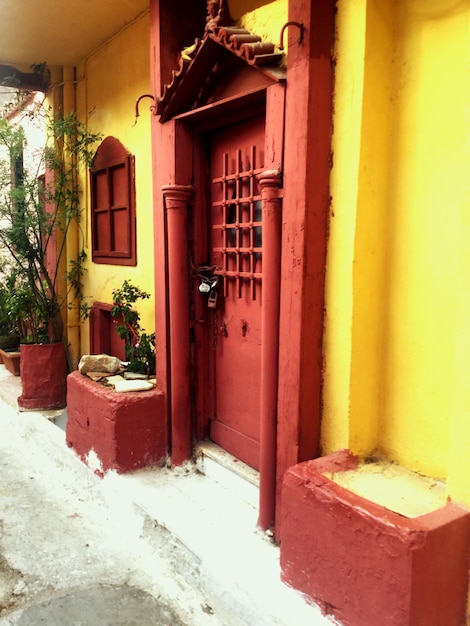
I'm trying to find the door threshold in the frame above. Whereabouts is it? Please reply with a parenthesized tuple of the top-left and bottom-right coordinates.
(195, 441, 259, 509)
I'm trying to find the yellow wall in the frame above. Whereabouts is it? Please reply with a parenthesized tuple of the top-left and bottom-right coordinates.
(233, 0, 287, 45)
(323, 0, 470, 503)
(321, 0, 368, 454)
(228, 0, 282, 22)
(74, 13, 154, 357)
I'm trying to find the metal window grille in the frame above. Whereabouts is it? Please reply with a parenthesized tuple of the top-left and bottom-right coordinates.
(211, 145, 263, 299)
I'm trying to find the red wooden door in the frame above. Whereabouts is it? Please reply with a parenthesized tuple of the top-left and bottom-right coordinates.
(207, 116, 265, 470)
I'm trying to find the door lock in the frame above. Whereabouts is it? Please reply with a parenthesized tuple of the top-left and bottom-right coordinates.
(196, 267, 220, 308)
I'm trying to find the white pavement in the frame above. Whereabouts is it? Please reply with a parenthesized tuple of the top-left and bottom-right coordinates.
(0, 365, 337, 626)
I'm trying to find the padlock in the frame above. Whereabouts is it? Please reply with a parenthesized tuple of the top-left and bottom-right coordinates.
(207, 288, 218, 308)
(199, 279, 211, 293)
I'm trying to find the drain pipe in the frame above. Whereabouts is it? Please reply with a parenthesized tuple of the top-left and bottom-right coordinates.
(63, 66, 81, 370)
(163, 184, 195, 465)
(258, 170, 283, 530)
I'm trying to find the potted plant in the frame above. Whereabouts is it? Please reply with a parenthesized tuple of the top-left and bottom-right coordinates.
(0, 268, 21, 374)
(111, 279, 156, 377)
(0, 103, 101, 408)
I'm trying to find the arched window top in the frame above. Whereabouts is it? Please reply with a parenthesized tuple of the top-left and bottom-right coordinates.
(92, 136, 130, 170)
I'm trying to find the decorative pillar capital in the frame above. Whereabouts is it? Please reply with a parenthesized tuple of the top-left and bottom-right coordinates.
(162, 184, 195, 209)
(258, 169, 282, 190)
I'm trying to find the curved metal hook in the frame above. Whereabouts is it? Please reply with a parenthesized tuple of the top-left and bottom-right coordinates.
(279, 21, 305, 51)
(133, 94, 156, 126)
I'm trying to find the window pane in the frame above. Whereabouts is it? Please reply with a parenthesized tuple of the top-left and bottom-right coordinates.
(93, 170, 110, 211)
(111, 207, 130, 255)
(110, 163, 128, 207)
(95, 211, 111, 252)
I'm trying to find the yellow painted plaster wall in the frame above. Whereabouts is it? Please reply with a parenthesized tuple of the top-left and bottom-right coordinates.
(323, 0, 470, 499)
(74, 13, 154, 357)
(322, 0, 368, 454)
(231, 0, 287, 46)
(323, 0, 394, 455)
(228, 0, 282, 23)
(378, 0, 469, 480)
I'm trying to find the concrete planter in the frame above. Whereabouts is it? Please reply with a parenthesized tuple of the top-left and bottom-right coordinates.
(66, 371, 167, 474)
(0, 348, 21, 376)
(280, 451, 470, 626)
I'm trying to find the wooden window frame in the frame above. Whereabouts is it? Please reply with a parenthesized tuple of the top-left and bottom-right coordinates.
(90, 136, 137, 266)
(89, 301, 126, 360)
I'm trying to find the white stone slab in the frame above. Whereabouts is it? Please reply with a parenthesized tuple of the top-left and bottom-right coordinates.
(113, 379, 154, 393)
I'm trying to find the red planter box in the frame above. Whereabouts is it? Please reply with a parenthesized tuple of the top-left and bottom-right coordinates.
(280, 451, 470, 626)
(66, 371, 167, 474)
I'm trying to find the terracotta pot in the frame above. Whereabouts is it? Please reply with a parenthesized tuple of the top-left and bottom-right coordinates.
(18, 342, 67, 410)
(0, 348, 21, 376)
(0, 333, 20, 353)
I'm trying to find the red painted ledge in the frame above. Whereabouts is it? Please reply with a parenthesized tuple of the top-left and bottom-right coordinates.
(280, 450, 470, 626)
(66, 371, 167, 474)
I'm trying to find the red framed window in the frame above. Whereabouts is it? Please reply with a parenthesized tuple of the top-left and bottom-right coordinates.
(90, 136, 136, 265)
(89, 301, 126, 360)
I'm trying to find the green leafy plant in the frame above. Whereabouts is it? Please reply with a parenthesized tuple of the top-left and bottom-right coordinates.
(5, 272, 48, 344)
(0, 105, 101, 343)
(111, 279, 156, 376)
(0, 267, 20, 349)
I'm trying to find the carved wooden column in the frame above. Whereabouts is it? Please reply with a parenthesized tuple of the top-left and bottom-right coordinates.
(162, 184, 195, 465)
(258, 170, 283, 530)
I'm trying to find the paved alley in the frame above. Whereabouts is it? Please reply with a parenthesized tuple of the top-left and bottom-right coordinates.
(0, 393, 213, 625)
(0, 366, 336, 626)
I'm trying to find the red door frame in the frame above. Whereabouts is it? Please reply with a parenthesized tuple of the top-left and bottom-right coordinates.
(149, 0, 335, 533)
(154, 82, 285, 527)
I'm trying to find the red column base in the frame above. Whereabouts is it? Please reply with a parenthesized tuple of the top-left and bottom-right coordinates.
(66, 371, 167, 474)
(280, 451, 470, 626)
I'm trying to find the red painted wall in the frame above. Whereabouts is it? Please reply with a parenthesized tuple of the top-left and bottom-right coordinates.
(66, 372, 167, 473)
(281, 452, 470, 625)
(275, 0, 335, 529)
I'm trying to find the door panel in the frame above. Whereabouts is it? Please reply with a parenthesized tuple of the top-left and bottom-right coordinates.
(207, 116, 265, 470)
